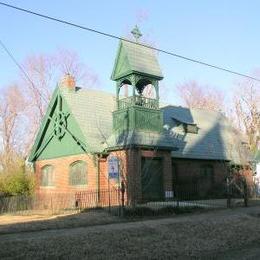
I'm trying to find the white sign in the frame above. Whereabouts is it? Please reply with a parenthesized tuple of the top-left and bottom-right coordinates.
(165, 191, 174, 199)
(108, 156, 119, 179)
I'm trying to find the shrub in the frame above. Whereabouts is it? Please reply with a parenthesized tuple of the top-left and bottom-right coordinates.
(123, 205, 202, 217)
(173, 206, 201, 214)
(124, 206, 155, 217)
(0, 172, 35, 196)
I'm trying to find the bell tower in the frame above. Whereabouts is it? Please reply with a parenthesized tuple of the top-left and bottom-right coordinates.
(109, 27, 174, 205)
(111, 26, 164, 135)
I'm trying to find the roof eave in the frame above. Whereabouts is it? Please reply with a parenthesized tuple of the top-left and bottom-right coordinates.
(112, 70, 164, 82)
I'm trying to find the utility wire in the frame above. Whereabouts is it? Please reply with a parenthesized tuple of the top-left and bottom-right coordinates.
(0, 38, 97, 162)
(0, 1, 260, 82)
(0, 38, 106, 165)
(0, 38, 49, 104)
(0, 39, 37, 91)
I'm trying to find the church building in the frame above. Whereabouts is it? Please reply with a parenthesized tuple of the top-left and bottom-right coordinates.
(29, 27, 249, 205)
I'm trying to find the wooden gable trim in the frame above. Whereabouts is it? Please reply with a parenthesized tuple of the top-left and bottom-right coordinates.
(28, 87, 90, 162)
(28, 86, 59, 162)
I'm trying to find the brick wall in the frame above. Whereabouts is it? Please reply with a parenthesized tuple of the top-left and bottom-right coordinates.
(35, 151, 236, 206)
(126, 149, 172, 203)
(98, 148, 173, 205)
(98, 151, 127, 206)
(172, 158, 228, 184)
(172, 158, 229, 198)
(35, 154, 98, 194)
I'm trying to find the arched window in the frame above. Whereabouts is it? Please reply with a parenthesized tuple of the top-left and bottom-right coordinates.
(41, 165, 55, 186)
(69, 161, 87, 186)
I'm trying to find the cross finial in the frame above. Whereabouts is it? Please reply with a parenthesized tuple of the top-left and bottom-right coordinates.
(131, 25, 142, 42)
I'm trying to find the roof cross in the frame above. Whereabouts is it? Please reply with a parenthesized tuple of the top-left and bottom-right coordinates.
(131, 25, 142, 42)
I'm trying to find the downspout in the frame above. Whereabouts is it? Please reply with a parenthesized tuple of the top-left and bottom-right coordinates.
(97, 154, 100, 204)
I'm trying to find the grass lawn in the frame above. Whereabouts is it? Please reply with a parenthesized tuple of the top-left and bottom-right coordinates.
(0, 206, 260, 259)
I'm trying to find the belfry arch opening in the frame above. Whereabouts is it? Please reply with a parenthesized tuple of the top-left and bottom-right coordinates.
(118, 79, 158, 98)
(118, 79, 133, 99)
(136, 79, 153, 95)
(142, 84, 156, 99)
(116, 77, 160, 110)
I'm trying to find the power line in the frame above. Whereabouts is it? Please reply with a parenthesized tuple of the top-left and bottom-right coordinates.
(0, 39, 50, 105)
(0, 39, 35, 90)
(0, 1, 260, 83)
(0, 38, 99, 161)
(0, 38, 49, 104)
(0, 38, 110, 171)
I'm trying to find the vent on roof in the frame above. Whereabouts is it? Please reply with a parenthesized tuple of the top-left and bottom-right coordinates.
(184, 124, 199, 134)
(172, 118, 198, 134)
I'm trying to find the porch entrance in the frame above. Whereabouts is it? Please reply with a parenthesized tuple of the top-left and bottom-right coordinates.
(141, 157, 164, 201)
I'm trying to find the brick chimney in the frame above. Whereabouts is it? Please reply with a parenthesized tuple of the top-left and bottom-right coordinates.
(60, 73, 76, 91)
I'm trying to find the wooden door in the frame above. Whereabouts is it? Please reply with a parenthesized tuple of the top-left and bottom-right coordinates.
(141, 157, 164, 202)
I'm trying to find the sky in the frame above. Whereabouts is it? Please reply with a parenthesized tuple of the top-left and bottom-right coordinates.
(0, 0, 260, 104)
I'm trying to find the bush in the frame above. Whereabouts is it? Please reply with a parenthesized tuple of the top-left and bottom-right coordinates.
(173, 206, 201, 214)
(0, 172, 35, 196)
(123, 205, 202, 217)
(124, 206, 155, 217)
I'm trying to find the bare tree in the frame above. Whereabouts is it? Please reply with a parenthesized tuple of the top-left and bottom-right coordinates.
(230, 77, 260, 152)
(21, 49, 99, 120)
(19, 49, 99, 156)
(0, 85, 27, 170)
(54, 49, 99, 88)
(176, 80, 224, 112)
(0, 48, 99, 170)
(21, 54, 54, 124)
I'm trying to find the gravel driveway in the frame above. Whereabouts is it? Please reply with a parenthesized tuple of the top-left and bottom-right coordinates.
(0, 207, 260, 259)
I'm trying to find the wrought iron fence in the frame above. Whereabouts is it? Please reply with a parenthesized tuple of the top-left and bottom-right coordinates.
(0, 189, 121, 216)
(0, 181, 258, 217)
(0, 193, 75, 215)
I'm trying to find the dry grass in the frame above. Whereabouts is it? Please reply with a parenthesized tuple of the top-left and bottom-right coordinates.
(0, 213, 61, 225)
(0, 209, 122, 234)
(0, 207, 260, 259)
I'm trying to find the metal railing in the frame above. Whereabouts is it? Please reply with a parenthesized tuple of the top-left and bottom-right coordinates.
(0, 189, 121, 215)
(118, 96, 159, 110)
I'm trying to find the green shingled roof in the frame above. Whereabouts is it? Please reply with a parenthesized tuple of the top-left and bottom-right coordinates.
(106, 130, 176, 151)
(111, 40, 163, 80)
(162, 106, 252, 164)
(58, 88, 251, 164)
(60, 88, 115, 153)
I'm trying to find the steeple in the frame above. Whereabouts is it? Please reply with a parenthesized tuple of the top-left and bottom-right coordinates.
(111, 26, 164, 134)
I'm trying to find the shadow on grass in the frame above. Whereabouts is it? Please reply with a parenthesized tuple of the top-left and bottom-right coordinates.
(0, 208, 123, 235)
(0, 204, 230, 235)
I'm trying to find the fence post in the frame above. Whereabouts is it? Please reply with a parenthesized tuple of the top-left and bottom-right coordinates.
(108, 179, 111, 213)
(121, 180, 125, 216)
(174, 186, 180, 208)
(50, 194, 53, 215)
(243, 179, 248, 207)
(226, 177, 231, 208)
